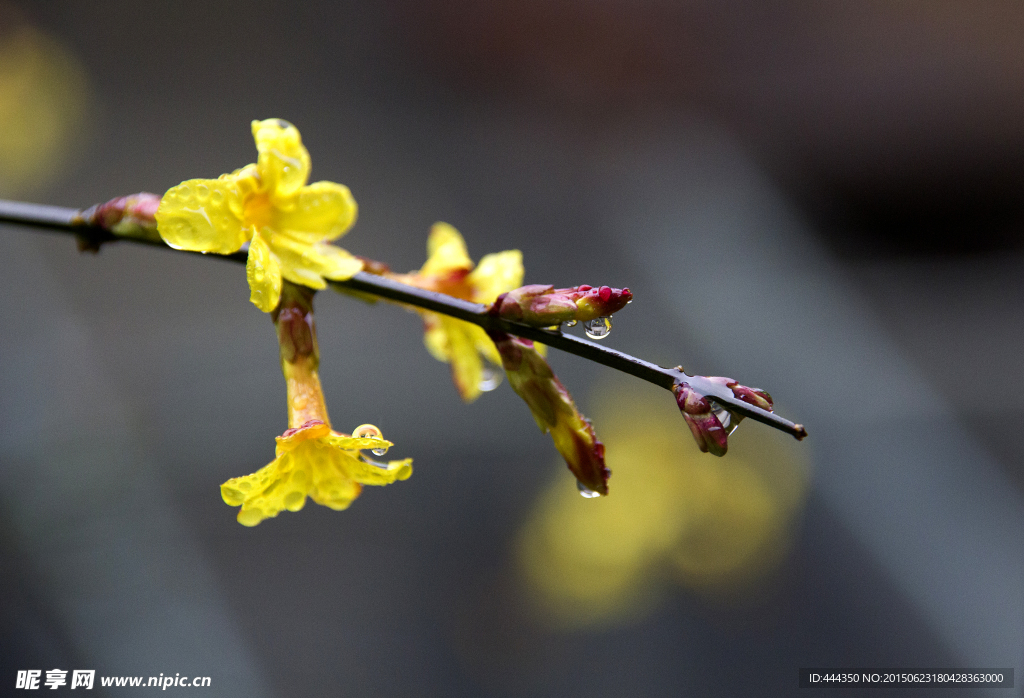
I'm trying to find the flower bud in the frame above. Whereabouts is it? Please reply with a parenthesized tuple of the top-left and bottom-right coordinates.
(75, 192, 162, 242)
(490, 331, 610, 494)
(673, 377, 774, 457)
(570, 284, 632, 322)
(493, 284, 632, 326)
(272, 284, 317, 364)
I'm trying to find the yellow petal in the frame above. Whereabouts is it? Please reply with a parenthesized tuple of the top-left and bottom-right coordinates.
(324, 433, 394, 452)
(155, 178, 247, 254)
(422, 316, 499, 401)
(221, 449, 309, 526)
(422, 314, 451, 363)
(273, 181, 358, 243)
(270, 234, 361, 288)
(275, 419, 331, 455)
(346, 456, 414, 485)
(469, 249, 523, 304)
(246, 230, 283, 312)
(446, 317, 484, 403)
(307, 445, 362, 511)
(311, 242, 363, 280)
(421, 222, 473, 276)
(252, 118, 311, 198)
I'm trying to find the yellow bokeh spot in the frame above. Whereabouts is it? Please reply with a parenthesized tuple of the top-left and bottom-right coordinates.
(0, 23, 91, 197)
(517, 380, 809, 628)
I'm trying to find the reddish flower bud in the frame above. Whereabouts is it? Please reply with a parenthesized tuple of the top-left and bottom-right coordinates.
(493, 284, 633, 326)
(673, 377, 774, 457)
(490, 331, 610, 495)
(272, 284, 317, 363)
(75, 192, 162, 241)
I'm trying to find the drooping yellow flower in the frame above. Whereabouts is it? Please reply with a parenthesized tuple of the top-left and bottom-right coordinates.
(221, 418, 411, 526)
(220, 282, 411, 526)
(391, 222, 524, 402)
(155, 119, 362, 312)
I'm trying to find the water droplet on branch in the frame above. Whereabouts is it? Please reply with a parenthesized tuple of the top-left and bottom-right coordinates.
(708, 400, 740, 436)
(583, 317, 612, 340)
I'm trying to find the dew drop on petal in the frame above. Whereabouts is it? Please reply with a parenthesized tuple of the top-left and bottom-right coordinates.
(354, 424, 383, 439)
(354, 423, 388, 455)
(479, 366, 503, 392)
(577, 480, 601, 498)
(583, 316, 612, 340)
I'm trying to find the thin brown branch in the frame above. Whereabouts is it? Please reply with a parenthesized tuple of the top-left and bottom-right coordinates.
(0, 198, 806, 440)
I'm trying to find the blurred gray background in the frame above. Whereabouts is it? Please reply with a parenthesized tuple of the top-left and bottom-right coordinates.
(1, 1, 1023, 695)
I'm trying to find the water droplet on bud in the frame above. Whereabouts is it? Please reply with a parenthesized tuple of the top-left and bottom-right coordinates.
(479, 366, 503, 392)
(577, 481, 601, 498)
(707, 400, 740, 436)
(583, 317, 612, 340)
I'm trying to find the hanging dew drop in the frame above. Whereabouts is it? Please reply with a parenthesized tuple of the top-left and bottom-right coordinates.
(371, 446, 388, 457)
(479, 366, 503, 392)
(577, 481, 601, 498)
(361, 455, 390, 469)
(583, 316, 612, 340)
(707, 400, 740, 436)
(565, 319, 577, 327)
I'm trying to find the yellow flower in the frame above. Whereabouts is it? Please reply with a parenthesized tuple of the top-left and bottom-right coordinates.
(392, 222, 523, 402)
(155, 119, 362, 312)
(221, 281, 412, 526)
(221, 419, 412, 527)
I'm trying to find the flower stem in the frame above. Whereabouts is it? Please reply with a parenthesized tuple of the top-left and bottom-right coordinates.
(274, 282, 331, 429)
(0, 198, 806, 440)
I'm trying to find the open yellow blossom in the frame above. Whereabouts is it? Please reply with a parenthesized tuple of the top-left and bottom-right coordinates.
(220, 281, 412, 526)
(221, 419, 412, 526)
(155, 119, 362, 312)
(391, 222, 524, 402)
